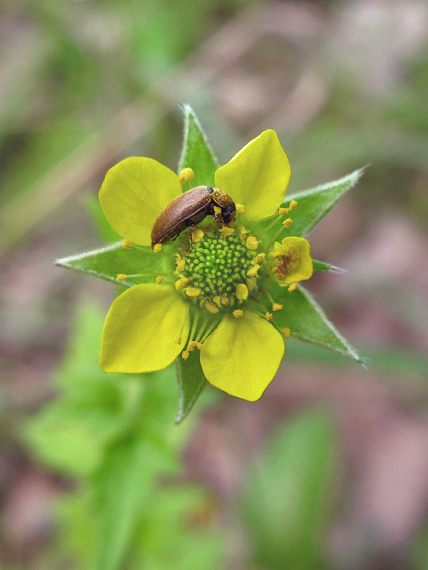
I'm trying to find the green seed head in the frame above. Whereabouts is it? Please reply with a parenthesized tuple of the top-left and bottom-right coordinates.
(178, 232, 258, 310)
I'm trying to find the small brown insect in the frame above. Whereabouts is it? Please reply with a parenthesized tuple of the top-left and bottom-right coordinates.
(151, 186, 235, 249)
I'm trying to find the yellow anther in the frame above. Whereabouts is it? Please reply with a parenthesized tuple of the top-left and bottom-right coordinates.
(220, 296, 229, 306)
(117, 274, 127, 280)
(205, 300, 220, 313)
(282, 328, 291, 339)
(233, 309, 243, 318)
(178, 168, 195, 183)
(123, 239, 133, 250)
(256, 253, 266, 264)
(192, 228, 204, 243)
(156, 275, 164, 284)
(213, 295, 221, 307)
(188, 340, 197, 352)
(279, 207, 289, 216)
(195, 341, 203, 350)
(185, 287, 202, 297)
(247, 264, 260, 278)
(246, 236, 259, 250)
(288, 283, 297, 292)
(175, 336, 182, 345)
(219, 227, 235, 237)
(235, 203, 246, 214)
(175, 277, 189, 290)
(153, 243, 162, 253)
(282, 218, 293, 228)
(236, 283, 249, 300)
(182, 350, 190, 360)
(239, 226, 249, 237)
(289, 200, 298, 211)
(265, 312, 273, 320)
(176, 257, 185, 272)
(272, 303, 283, 311)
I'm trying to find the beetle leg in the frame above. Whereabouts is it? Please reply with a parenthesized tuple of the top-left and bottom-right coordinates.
(186, 225, 195, 255)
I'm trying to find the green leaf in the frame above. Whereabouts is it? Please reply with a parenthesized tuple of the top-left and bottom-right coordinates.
(273, 284, 364, 364)
(242, 410, 335, 570)
(56, 241, 169, 287)
(175, 350, 207, 424)
(94, 435, 176, 570)
(287, 167, 366, 237)
(177, 104, 220, 187)
(262, 167, 365, 241)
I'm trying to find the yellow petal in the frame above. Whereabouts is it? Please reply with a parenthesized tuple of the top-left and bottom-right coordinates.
(215, 130, 291, 221)
(200, 313, 285, 401)
(100, 284, 189, 373)
(281, 237, 313, 283)
(99, 157, 182, 246)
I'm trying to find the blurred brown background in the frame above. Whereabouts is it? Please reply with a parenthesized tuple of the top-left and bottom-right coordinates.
(1, 0, 428, 568)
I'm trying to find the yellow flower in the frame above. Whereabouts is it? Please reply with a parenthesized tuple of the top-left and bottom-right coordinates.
(99, 130, 313, 401)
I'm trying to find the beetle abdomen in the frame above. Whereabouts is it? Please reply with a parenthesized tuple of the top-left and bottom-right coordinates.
(151, 186, 212, 248)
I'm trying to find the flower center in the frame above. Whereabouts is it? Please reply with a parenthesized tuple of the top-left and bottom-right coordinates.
(176, 231, 258, 312)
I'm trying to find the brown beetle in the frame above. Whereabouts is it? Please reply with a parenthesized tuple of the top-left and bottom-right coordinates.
(151, 186, 235, 249)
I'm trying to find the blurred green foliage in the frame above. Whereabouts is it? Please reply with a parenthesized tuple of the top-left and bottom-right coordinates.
(242, 411, 335, 570)
(24, 301, 224, 570)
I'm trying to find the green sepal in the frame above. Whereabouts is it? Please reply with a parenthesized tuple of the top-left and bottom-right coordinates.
(261, 167, 365, 242)
(175, 350, 207, 424)
(273, 283, 364, 364)
(56, 241, 169, 287)
(177, 103, 220, 187)
(313, 259, 347, 273)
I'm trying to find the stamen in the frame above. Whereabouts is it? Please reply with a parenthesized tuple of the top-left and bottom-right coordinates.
(205, 300, 219, 313)
(185, 287, 202, 298)
(236, 203, 246, 214)
(219, 227, 235, 237)
(282, 328, 291, 339)
(182, 350, 190, 360)
(282, 218, 293, 228)
(272, 303, 283, 311)
(279, 207, 289, 216)
(288, 283, 297, 292)
(117, 274, 127, 280)
(246, 236, 259, 250)
(247, 264, 260, 277)
(289, 200, 298, 211)
(123, 239, 133, 250)
(256, 253, 266, 264)
(236, 283, 249, 300)
(176, 257, 185, 272)
(156, 275, 164, 284)
(192, 229, 204, 243)
(220, 296, 229, 305)
(233, 309, 243, 318)
(265, 312, 273, 320)
(175, 277, 189, 290)
(175, 336, 182, 344)
(153, 243, 162, 253)
(178, 168, 195, 183)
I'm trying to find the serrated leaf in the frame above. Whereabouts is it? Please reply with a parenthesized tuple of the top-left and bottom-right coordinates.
(175, 350, 207, 424)
(56, 241, 168, 287)
(262, 167, 365, 240)
(273, 284, 364, 363)
(177, 103, 220, 186)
